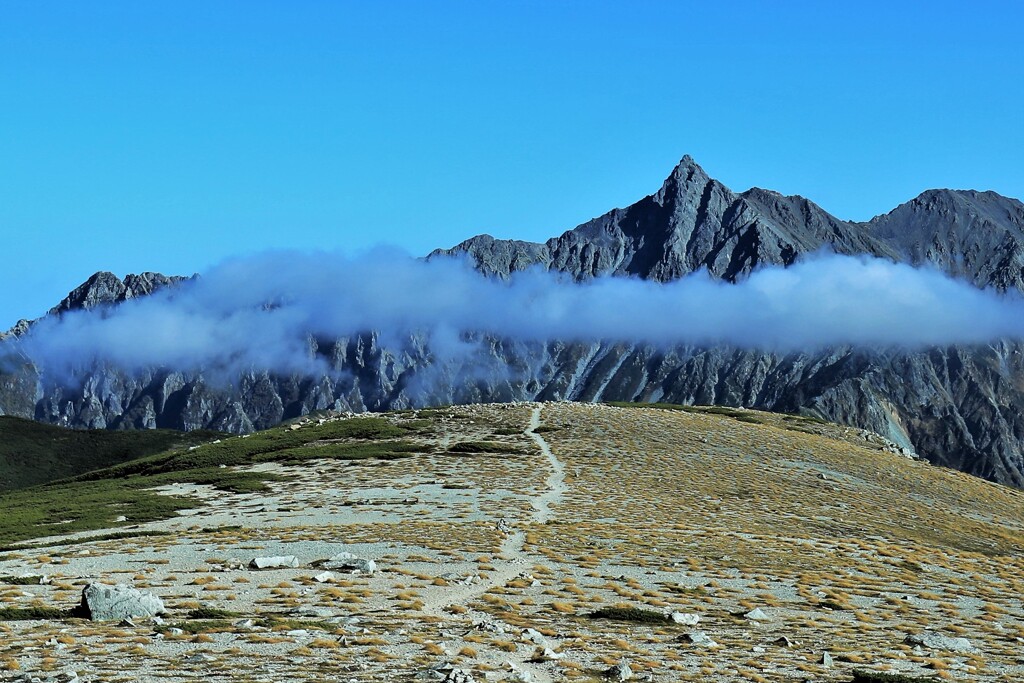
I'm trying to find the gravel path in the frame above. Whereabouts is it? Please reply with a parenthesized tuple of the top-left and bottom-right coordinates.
(527, 405, 566, 524)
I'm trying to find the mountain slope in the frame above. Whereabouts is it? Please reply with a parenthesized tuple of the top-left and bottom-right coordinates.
(863, 189, 1024, 291)
(2, 403, 1023, 681)
(2, 156, 1024, 487)
(0, 416, 221, 491)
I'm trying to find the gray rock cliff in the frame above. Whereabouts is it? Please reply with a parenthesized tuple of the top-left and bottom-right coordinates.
(3, 157, 1024, 487)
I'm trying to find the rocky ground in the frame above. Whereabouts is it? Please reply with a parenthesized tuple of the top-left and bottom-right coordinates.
(2, 402, 1024, 682)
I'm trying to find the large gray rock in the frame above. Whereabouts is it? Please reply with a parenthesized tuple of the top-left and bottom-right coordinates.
(79, 583, 165, 621)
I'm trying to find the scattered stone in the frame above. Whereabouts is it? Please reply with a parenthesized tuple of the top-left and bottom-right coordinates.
(183, 653, 216, 664)
(504, 662, 532, 683)
(744, 608, 771, 621)
(773, 635, 793, 647)
(904, 631, 977, 652)
(604, 660, 633, 681)
(55, 672, 78, 683)
(670, 611, 700, 625)
(473, 620, 506, 635)
(496, 518, 512, 534)
(523, 628, 547, 644)
(313, 571, 336, 583)
(821, 651, 833, 668)
(535, 646, 562, 661)
(443, 669, 476, 683)
(318, 552, 377, 574)
(682, 631, 718, 647)
(248, 555, 300, 570)
(79, 583, 165, 621)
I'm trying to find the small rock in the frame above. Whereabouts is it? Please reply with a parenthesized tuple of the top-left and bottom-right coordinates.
(319, 552, 376, 574)
(604, 660, 633, 681)
(504, 662, 532, 683)
(821, 651, 834, 668)
(313, 571, 336, 583)
(774, 636, 793, 647)
(682, 631, 718, 647)
(744, 608, 771, 622)
(248, 555, 300, 570)
(532, 646, 562, 661)
(183, 653, 216, 663)
(522, 628, 547, 644)
(442, 670, 476, 683)
(670, 611, 700, 625)
(473, 620, 506, 634)
(904, 631, 977, 652)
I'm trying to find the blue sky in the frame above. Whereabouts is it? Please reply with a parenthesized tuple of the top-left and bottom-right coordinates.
(2, 1, 1022, 326)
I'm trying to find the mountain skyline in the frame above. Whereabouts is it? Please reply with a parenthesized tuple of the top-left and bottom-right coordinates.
(4, 155, 1024, 488)
(2, 2, 1023, 327)
(6, 154, 1024, 332)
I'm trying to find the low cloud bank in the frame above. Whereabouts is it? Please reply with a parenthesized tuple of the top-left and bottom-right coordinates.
(8, 250, 1024, 379)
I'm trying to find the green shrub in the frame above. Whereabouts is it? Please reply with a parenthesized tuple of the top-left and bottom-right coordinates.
(447, 441, 524, 454)
(588, 606, 669, 624)
(187, 607, 240, 619)
(0, 606, 70, 620)
(851, 671, 940, 683)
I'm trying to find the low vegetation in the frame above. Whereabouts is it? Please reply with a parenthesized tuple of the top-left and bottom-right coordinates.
(588, 606, 670, 624)
(447, 441, 525, 454)
(851, 671, 941, 683)
(0, 415, 429, 547)
(0, 415, 221, 491)
(0, 606, 70, 621)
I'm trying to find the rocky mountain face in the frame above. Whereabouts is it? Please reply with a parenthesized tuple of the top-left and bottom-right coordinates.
(3, 157, 1024, 486)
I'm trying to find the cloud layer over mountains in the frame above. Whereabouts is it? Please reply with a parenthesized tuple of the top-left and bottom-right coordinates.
(9, 250, 1024, 380)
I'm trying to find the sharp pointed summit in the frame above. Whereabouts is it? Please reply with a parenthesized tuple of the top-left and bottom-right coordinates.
(6, 156, 1024, 490)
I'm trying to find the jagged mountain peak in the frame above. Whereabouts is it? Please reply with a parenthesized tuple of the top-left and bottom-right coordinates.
(49, 271, 186, 316)
(6, 156, 1024, 493)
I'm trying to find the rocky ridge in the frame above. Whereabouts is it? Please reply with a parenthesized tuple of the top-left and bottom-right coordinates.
(2, 157, 1024, 485)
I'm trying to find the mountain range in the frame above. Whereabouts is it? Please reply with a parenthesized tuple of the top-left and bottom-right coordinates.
(3, 156, 1024, 485)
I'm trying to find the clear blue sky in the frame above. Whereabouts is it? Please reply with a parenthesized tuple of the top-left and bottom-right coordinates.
(2, 1, 1022, 326)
